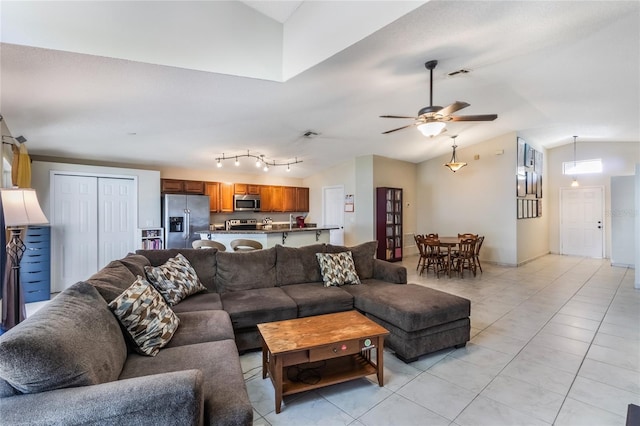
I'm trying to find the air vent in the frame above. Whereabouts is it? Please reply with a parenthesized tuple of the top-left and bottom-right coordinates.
(302, 130, 319, 138)
(447, 69, 471, 77)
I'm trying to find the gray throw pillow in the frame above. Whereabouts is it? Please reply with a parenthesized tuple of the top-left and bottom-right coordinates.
(316, 251, 361, 287)
(109, 276, 180, 356)
(0, 282, 127, 394)
(144, 253, 206, 305)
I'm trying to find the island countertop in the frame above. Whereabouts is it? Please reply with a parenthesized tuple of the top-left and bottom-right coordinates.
(195, 226, 339, 235)
(195, 226, 339, 250)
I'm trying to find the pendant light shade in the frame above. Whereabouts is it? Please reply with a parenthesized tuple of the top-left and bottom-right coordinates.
(417, 121, 446, 137)
(444, 135, 467, 172)
(571, 135, 579, 187)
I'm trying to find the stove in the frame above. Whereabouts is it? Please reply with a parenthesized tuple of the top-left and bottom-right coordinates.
(226, 219, 258, 230)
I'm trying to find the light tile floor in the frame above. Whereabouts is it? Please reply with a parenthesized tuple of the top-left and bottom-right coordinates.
(243, 254, 639, 426)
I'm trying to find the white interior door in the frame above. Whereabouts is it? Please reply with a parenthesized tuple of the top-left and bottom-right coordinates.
(323, 185, 344, 245)
(560, 186, 604, 258)
(98, 178, 135, 269)
(52, 174, 99, 292)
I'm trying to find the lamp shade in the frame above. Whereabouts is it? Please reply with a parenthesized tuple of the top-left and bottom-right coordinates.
(417, 122, 446, 137)
(0, 188, 49, 226)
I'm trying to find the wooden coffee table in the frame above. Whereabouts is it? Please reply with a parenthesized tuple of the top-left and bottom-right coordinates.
(257, 310, 389, 413)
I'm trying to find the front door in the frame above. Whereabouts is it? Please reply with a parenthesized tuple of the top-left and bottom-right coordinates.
(560, 186, 604, 258)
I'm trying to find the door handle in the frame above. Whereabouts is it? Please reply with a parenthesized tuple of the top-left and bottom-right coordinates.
(184, 209, 190, 240)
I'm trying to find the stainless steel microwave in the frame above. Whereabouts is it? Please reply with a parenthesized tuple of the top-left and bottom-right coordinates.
(233, 194, 261, 212)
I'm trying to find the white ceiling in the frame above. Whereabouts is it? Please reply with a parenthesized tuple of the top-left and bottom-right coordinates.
(1, 1, 638, 178)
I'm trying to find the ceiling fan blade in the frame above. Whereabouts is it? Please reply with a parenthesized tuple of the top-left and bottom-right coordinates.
(450, 114, 498, 122)
(380, 115, 418, 119)
(435, 101, 470, 117)
(382, 123, 418, 134)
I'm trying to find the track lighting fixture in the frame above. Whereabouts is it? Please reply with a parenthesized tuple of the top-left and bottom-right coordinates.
(215, 150, 302, 172)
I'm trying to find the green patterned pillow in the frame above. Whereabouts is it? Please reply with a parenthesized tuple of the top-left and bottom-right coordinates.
(316, 251, 361, 287)
(108, 276, 180, 356)
(144, 253, 206, 305)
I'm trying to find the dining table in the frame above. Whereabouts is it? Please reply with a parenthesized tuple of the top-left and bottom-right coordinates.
(437, 237, 463, 278)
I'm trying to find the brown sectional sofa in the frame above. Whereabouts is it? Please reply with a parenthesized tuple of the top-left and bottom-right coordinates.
(0, 241, 470, 425)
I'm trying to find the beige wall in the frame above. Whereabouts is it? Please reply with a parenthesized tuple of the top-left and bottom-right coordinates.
(546, 141, 640, 258)
(373, 155, 417, 256)
(417, 132, 519, 265)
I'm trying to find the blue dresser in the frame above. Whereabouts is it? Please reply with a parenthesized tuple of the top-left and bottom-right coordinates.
(20, 226, 51, 303)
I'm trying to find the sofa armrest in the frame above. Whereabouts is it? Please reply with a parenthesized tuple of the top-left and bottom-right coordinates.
(0, 370, 204, 426)
(373, 259, 407, 284)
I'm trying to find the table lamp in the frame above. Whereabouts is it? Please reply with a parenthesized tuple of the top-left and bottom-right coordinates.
(1, 188, 48, 330)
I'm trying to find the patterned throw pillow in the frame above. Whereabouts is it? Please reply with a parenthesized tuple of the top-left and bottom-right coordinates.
(108, 276, 180, 356)
(144, 253, 206, 305)
(316, 251, 361, 287)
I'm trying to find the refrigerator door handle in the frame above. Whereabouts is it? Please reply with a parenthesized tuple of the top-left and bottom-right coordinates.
(184, 209, 190, 240)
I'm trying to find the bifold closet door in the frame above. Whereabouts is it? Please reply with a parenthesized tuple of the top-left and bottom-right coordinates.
(98, 178, 135, 270)
(52, 174, 99, 293)
(52, 174, 136, 292)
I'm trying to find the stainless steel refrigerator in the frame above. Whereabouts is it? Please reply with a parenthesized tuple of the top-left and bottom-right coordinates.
(162, 194, 210, 249)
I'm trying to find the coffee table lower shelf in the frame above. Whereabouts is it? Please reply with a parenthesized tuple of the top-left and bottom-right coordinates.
(279, 353, 377, 395)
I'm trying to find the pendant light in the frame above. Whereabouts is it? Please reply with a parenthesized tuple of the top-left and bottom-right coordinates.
(444, 135, 467, 172)
(571, 135, 579, 187)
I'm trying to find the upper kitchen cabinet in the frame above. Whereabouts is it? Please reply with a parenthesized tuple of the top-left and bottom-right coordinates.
(161, 179, 205, 194)
(296, 187, 309, 212)
(220, 183, 234, 212)
(205, 182, 220, 212)
(234, 183, 260, 195)
(282, 186, 297, 212)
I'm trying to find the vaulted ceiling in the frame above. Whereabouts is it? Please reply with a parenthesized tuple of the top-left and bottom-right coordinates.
(1, 1, 638, 178)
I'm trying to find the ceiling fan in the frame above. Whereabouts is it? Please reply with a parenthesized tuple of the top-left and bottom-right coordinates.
(380, 60, 498, 137)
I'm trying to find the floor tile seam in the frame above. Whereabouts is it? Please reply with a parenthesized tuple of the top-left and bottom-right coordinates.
(353, 389, 444, 425)
(548, 315, 601, 332)
(564, 379, 640, 419)
(576, 367, 640, 397)
(584, 347, 640, 374)
(458, 391, 554, 426)
(550, 262, 629, 425)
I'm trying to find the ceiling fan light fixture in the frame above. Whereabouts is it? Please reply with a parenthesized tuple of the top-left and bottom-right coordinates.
(417, 121, 446, 137)
(444, 136, 467, 173)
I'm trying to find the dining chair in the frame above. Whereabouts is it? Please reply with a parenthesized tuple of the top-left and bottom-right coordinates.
(192, 240, 226, 251)
(422, 238, 446, 278)
(230, 238, 263, 252)
(474, 235, 485, 273)
(414, 234, 427, 272)
(458, 233, 478, 240)
(454, 238, 477, 278)
(426, 233, 439, 239)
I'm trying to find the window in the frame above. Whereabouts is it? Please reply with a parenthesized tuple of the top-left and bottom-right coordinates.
(563, 159, 602, 175)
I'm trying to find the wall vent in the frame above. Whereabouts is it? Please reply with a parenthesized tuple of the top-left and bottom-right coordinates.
(447, 69, 471, 77)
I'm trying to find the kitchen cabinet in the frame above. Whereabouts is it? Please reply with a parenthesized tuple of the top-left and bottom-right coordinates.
(161, 179, 205, 194)
(234, 183, 260, 195)
(263, 185, 284, 212)
(205, 182, 220, 212)
(296, 187, 309, 212)
(283, 186, 297, 212)
(220, 183, 234, 212)
(375, 187, 403, 262)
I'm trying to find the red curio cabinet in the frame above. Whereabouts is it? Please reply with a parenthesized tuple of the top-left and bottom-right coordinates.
(375, 187, 403, 262)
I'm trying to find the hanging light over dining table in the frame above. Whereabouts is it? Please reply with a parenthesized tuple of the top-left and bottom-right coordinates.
(444, 135, 467, 172)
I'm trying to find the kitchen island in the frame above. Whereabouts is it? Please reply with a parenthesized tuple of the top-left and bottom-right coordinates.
(196, 226, 338, 251)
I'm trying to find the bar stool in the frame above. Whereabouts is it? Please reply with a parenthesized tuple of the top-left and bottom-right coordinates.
(230, 239, 263, 252)
(192, 240, 226, 251)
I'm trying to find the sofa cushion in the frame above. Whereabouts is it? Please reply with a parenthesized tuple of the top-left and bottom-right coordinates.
(144, 253, 207, 305)
(353, 284, 470, 332)
(220, 287, 297, 329)
(280, 282, 354, 317)
(86, 260, 139, 303)
(170, 292, 223, 313)
(0, 282, 127, 394)
(275, 244, 326, 286)
(326, 241, 378, 279)
(119, 340, 253, 426)
(168, 310, 235, 347)
(137, 248, 217, 292)
(215, 247, 277, 293)
(109, 276, 180, 356)
(316, 251, 361, 286)
(119, 253, 151, 277)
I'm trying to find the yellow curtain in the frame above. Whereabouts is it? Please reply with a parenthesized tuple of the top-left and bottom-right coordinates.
(11, 143, 31, 188)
